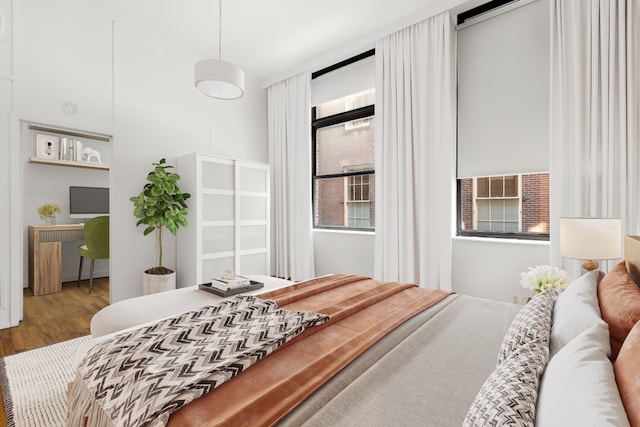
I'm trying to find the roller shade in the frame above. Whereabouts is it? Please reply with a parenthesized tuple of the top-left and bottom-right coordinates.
(312, 56, 375, 107)
(457, 0, 549, 178)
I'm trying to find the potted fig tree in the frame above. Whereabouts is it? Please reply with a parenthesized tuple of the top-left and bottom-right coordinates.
(130, 158, 191, 294)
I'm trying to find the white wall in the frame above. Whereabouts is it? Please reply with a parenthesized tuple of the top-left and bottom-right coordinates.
(314, 231, 551, 303)
(8, 0, 268, 319)
(13, 0, 113, 132)
(452, 237, 550, 303)
(1, 0, 15, 328)
(0, 23, 12, 327)
(313, 230, 374, 278)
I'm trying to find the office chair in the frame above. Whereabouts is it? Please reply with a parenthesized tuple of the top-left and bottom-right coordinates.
(77, 215, 109, 293)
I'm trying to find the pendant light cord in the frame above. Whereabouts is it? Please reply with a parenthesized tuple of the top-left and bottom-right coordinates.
(218, 0, 222, 60)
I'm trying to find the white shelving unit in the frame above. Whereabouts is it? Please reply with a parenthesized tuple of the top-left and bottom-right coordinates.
(176, 152, 270, 287)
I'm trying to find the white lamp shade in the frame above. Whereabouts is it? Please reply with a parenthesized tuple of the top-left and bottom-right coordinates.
(560, 217, 622, 260)
(195, 59, 245, 100)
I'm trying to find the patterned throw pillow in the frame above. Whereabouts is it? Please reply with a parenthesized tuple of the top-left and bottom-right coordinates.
(464, 338, 548, 427)
(496, 288, 557, 365)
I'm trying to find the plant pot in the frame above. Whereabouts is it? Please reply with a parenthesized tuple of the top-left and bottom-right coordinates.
(142, 269, 176, 295)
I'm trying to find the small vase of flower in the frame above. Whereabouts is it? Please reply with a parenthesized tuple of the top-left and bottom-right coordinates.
(519, 265, 570, 293)
(37, 203, 62, 225)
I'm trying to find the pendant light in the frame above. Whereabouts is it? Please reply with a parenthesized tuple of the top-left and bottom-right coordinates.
(195, 0, 245, 99)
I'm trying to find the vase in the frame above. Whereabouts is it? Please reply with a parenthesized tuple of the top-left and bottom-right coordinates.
(44, 216, 57, 225)
(142, 270, 176, 295)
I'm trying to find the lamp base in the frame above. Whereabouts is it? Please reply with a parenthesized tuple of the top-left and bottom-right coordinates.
(582, 260, 600, 271)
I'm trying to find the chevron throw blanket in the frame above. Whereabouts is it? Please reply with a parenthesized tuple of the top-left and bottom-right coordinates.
(67, 295, 329, 427)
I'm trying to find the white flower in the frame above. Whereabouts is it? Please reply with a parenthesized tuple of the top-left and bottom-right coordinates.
(519, 265, 570, 293)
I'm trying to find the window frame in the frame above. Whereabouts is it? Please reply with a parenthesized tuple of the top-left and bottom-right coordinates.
(345, 174, 372, 228)
(312, 104, 375, 232)
(456, 176, 550, 241)
(473, 175, 522, 232)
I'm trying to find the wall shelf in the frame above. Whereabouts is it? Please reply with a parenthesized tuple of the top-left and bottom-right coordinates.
(28, 157, 110, 171)
(28, 124, 111, 142)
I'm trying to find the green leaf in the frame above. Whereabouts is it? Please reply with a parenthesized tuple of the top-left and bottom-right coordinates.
(132, 158, 190, 250)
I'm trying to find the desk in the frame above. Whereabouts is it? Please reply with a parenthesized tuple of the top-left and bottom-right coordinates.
(28, 224, 84, 296)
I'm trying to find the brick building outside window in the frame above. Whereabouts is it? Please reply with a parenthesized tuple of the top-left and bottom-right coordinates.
(313, 88, 375, 231)
(459, 172, 549, 238)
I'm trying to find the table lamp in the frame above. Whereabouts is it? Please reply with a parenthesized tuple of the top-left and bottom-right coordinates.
(560, 217, 622, 271)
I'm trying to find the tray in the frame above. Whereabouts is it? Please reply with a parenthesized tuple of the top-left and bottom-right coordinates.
(198, 280, 264, 297)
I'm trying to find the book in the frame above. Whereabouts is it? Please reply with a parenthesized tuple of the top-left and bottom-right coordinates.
(209, 280, 238, 292)
(75, 140, 83, 161)
(199, 280, 264, 297)
(212, 275, 251, 289)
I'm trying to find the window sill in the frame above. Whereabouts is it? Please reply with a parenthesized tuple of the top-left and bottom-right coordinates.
(453, 235, 550, 246)
(313, 228, 375, 236)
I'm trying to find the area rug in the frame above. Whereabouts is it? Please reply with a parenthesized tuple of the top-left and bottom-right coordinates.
(0, 336, 91, 427)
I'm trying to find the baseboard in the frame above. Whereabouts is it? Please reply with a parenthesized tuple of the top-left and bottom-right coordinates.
(22, 271, 109, 289)
(64, 271, 109, 283)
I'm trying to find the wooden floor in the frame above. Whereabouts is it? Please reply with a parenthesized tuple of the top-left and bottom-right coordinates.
(0, 277, 109, 425)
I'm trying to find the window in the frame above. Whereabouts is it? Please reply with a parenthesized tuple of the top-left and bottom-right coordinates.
(458, 173, 550, 238)
(456, 0, 550, 240)
(312, 100, 375, 230)
(476, 175, 520, 232)
(311, 51, 375, 231)
(346, 174, 371, 228)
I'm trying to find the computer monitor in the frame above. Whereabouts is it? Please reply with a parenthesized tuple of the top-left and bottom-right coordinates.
(69, 186, 109, 219)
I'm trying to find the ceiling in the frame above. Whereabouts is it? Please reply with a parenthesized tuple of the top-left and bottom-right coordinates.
(83, 0, 453, 84)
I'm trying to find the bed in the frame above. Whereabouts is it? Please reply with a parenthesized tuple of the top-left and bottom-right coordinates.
(68, 236, 640, 427)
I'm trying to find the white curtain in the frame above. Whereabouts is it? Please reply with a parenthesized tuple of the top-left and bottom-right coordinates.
(268, 73, 316, 281)
(550, 0, 640, 275)
(374, 12, 456, 289)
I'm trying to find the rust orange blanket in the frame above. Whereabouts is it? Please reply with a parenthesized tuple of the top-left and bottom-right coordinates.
(68, 296, 329, 427)
(167, 274, 452, 427)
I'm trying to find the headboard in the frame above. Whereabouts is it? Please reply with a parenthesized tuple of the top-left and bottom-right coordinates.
(613, 236, 640, 427)
(625, 235, 640, 286)
(597, 236, 640, 360)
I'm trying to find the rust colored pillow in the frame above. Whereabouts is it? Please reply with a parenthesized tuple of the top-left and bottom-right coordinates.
(614, 318, 640, 427)
(598, 261, 640, 360)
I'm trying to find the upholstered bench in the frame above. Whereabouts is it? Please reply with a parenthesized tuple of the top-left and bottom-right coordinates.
(90, 275, 294, 337)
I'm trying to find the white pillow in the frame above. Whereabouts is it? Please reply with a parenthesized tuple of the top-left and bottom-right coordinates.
(549, 270, 603, 358)
(536, 323, 630, 427)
